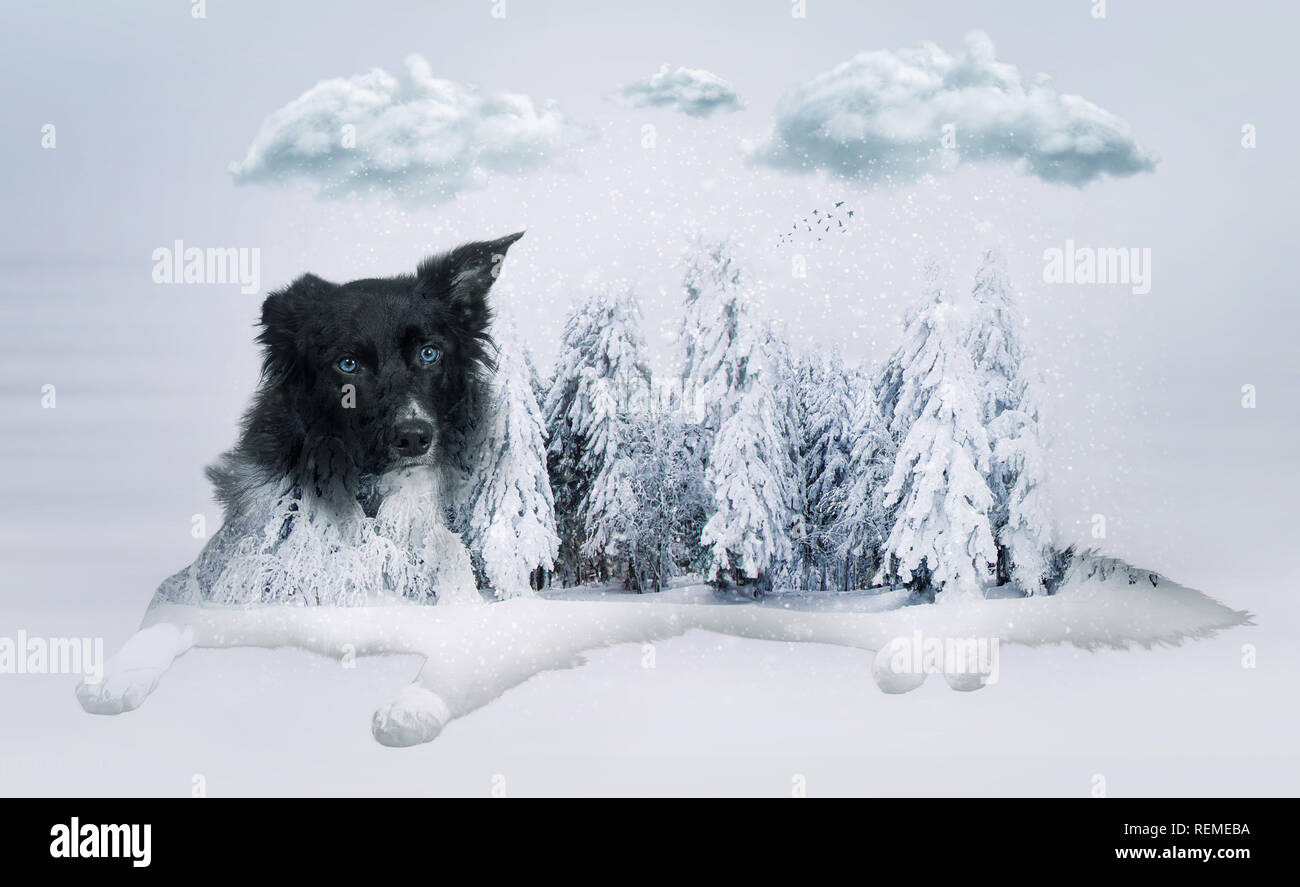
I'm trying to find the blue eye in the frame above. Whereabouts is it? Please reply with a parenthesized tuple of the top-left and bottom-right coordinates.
(419, 345, 440, 365)
(337, 356, 358, 373)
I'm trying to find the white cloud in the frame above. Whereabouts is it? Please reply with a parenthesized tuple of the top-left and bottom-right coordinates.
(750, 32, 1157, 186)
(229, 55, 595, 202)
(616, 64, 743, 117)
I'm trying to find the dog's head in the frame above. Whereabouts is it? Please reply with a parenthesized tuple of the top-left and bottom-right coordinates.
(253, 232, 522, 479)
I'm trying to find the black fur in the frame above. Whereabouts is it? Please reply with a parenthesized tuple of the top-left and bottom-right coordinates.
(207, 232, 523, 518)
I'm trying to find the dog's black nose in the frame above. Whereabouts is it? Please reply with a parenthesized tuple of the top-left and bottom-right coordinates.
(394, 419, 433, 458)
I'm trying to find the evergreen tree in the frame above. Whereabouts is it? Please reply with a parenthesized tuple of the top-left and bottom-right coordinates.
(678, 237, 747, 433)
(836, 367, 895, 589)
(875, 265, 997, 600)
(462, 315, 559, 598)
(966, 248, 1056, 594)
(621, 408, 711, 591)
(989, 399, 1054, 594)
(795, 351, 855, 590)
(680, 241, 798, 590)
(967, 249, 1027, 421)
(543, 286, 651, 584)
(524, 346, 550, 424)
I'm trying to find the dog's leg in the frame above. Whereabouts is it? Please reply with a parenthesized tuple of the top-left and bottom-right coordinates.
(76, 621, 194, 714)
(371, 649, 593, 748)
(370, 600, 694, 746)
(365, 600, 917, 746)
(371, 680, 452, 746)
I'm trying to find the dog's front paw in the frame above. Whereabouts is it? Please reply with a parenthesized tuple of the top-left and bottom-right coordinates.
(76, 666, 165, 714)
(870, 638, 927, 695)
(75, 622, 192, 715)
(371, 684, 452, 747)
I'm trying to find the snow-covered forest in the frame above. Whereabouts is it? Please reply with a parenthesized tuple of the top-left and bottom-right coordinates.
(477, 240, 1066, 603)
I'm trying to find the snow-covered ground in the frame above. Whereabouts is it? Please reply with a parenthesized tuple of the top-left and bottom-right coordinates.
(2, 541, 1278, 796)
(74, 556, 1250, 732)
(0, 557, 1290, 795)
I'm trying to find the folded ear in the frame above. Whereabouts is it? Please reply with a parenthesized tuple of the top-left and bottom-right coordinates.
(414, 231, 524, 331)
(257, 273, 334, 380)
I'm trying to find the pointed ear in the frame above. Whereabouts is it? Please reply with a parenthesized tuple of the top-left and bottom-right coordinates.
(257, 273, 334, 379)
(414, 231, 524, 330)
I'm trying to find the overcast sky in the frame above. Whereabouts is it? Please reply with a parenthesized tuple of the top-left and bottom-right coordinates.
(1, 0, 1296, 596)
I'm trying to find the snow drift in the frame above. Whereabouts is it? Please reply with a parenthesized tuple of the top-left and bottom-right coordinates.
(79, 550, 1250, 747)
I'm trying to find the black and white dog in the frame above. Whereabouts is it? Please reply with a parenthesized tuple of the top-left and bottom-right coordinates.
(154, 232, 524, 608)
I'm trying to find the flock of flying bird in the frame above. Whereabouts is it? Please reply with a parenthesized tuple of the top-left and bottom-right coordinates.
(777, 200, 856, 247)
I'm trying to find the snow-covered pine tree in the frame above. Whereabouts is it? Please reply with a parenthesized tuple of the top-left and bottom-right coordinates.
(544, 291, 607, 584)
(543, 285, 652, 584)
(874, 263, 997, 601)
(524, 345, 550, 424)
(461, 315, 559, 599)
(578, 384, 636, 579)
(521, 345, 554, 590)
(620, 408, 711, 592)
(967, 248, 1026, 422)
(577, 289, 653, 581)
(702, 378, 798, 591)
(790, 354, 818, 587)
(989, 398, 1054, 594)
(765, 323, 807, 589)
(678, 237, 746, 433)
(835, 365, 895, 590)
(543, 385, 586, 585)
(870, 295, 920, 441)
(965, 248, 1056, 594)
(681, 241, 798, 591)
(795, 351, 855, 590)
